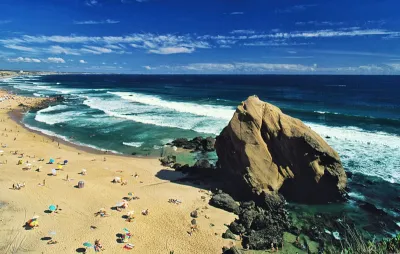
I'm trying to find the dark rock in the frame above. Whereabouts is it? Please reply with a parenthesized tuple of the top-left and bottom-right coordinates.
(202, 137, 216, 152)
(232, 193, 290, 250)
(222, 246, 243, 254)
(170, 136, 216, 152)
(229, 221, 246, 235)
(209, 192, 240, 214)
(190, 210, 198, 218)
(240, 201, 256, 210)
(191, 219, 197, 225)
(222, 229, 236, 240)
(194, 159, 212, 169)
(359, 202, 387, 216)
(159, 155, 176, 167)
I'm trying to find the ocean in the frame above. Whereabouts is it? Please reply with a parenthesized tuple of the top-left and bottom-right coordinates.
(1, 74, 399, 237)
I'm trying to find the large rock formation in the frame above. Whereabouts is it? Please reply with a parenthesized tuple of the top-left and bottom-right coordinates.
(215, 96, 347, 203)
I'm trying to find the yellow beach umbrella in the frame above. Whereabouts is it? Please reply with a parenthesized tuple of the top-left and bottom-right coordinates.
(58, 165, 63, 170)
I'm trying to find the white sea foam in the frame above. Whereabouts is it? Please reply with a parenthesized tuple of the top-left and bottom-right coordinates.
(306, 122, 400, 183)
(108, 91, 235, 120)
(83, 95, 227, 134)
(24, 124, 122, 154)
(348, 192, 366, 201)
(122, 142, 144, 147)
(35, 105, 84, 125)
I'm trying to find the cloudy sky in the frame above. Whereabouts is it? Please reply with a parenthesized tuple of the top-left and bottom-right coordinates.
(1, 0, 400, 74)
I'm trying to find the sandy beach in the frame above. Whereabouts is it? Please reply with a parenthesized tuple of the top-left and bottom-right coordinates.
(0, 90, 237, 253)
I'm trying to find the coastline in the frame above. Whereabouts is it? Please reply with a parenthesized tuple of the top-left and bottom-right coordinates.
(0, 90, 238, 253)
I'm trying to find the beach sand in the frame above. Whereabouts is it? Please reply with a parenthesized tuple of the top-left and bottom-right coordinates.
(0, 90, 237, 253)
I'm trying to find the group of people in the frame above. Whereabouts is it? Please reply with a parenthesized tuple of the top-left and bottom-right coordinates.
(12, 182, 25, 190)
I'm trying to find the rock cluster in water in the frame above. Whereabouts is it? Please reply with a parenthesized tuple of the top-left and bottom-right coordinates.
(169, 136, 216, 152)
(210, 191, 290, 250)
(215, 95, 347, 203)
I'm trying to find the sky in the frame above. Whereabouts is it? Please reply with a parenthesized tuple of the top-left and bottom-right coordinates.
(1, 0, 400, 74)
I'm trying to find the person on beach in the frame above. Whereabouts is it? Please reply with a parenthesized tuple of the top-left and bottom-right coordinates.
(94, 239, 104, 252)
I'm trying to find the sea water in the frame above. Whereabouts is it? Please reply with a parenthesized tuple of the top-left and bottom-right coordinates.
(1, 74, 399, 237)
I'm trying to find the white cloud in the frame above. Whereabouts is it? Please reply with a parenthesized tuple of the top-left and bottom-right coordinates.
(74, 19, 120, 25)
(85, 0, 99, 6)
(80, 60, 87, 64)
(143, 66, 152, 70)
(0, 20, 11, 25)
(277, 4, 317, 13)
(148, 47, 195, 54)
(295, 21, 345, 26)
(157, 62, 316, 73)
(230, 12, 244, 15)
(4, 44, 36, 52)
(82, 46, 113, 54)
(47, 57, 65, 63)
(230, 30, 255, 34)
(7, 57, 41, 63)
(48, 45, 81, 55)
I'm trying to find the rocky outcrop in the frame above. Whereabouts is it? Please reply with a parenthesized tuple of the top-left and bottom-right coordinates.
(215, 96, 347, 203)
(209, 192, 240, 214)
(229, 194, 290, 250)
(170, 136, 216, 152)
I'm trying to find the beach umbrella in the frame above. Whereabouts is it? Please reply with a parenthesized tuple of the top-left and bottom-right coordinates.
(32, 215, 39, 219)
(64, 160, 68, 165)
(127, 211, 134, 216)
(116, 202, 124, 207)
(122, 228, 130, 233)
(57, 165, 63, 170)
(49, 158, 55, 164)
(29, 220, 39, 227)
(83, 242, 93, 248)
(51, 169, 57, 176)
(49, 205, 57, 212)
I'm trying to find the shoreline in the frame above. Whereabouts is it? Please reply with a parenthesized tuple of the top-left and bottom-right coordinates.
(1, 87, 163, 160)
(0, 86, 237, 253)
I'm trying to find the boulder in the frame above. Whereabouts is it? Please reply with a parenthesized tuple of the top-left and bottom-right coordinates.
(159, 155, 176, 167)
(190, 210, 198, 218)
(194, 159, 212, 169)
(209, 192, 240, 214)
(215, 95, 347, 203)
(222, 246, 244, 254)
(170, 136, 216, 152)
(228, 194, 290, 250)
(222, 229, 236, 240)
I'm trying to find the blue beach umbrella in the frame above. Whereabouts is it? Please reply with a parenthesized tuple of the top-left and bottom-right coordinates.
(49, 158, 55, 164)
(49, 205, 57, 212)
(63, 160, 68, 165)
(83, 242, 93, 248)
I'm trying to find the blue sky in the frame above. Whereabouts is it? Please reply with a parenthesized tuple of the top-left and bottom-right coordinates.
(1, 0, 400, 74)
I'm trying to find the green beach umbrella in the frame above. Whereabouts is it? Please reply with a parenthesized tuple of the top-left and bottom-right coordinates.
(128, 192, 133, 196)
(49, 158, 55, 164)
(49, 205, 57, 212)
(83, 242, 93, 248)
(122, 228, 130, 233)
